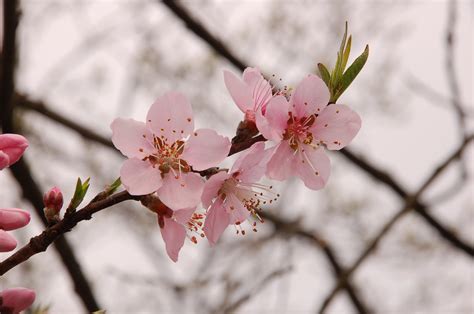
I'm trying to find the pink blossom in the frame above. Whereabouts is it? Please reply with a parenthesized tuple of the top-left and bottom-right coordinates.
(111, 91, 231, 210)
(224, 67, 272, 122)
(0, 208, 30, 231)
(43, 187, 63, 223)
(0, 230, 17, 252)
(142, 196, 203, 262)
(202, 142, 278, 245)
(0, 134, 28, 170)
(256, 74, 361, 190)
(0, 288, 35, 313)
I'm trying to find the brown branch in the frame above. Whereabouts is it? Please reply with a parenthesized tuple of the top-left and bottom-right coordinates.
(318, 134, 474, 313)
(161, 0, 246, 72)
(0, 191, 137, 275)
(0, 3, 101, 311)
(156, 0, 474, 258)
(261, 212, 372, 314)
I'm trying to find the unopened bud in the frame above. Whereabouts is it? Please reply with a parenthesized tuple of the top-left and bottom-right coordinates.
(43, 187, 63, 223)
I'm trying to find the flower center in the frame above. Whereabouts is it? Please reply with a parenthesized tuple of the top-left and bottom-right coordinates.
(142, 135, 190, 178)
(218, 176, 280, 233)
(283, 113, 316, 150)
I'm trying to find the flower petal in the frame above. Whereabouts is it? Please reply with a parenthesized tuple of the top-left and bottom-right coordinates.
(157, 172, 204, 210)
(160, 216, 186, 262)
(311, 104, 361, 150)
(225, 193, 250, 224)
(290, 74, 329, 118)
(0, 134, 28, 169)
(0, 208, 31, 231)
(181, 129, 231, 171)
(203, 198, 230, 246)
(146, 91, 194, 143)
(242, 67, 272, 111)
(296, 145, 330, 190)
(0, 230, 17, 252)
(266, 142, 298, 181)
(0, 151, 10, 170)
(201, 172, 231, 209)
(120, 158, 163, 195)
(231, 142, 271, 183)
(0, 288, 36, 313)
(111, 118, 154, 159)
(173, 207, 196, 225)
(256, 95, 289, 141)
(224, 70, 254, 113)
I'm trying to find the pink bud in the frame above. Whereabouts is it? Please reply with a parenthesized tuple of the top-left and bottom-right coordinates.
(0, 134, 29, 170)
(0, 288, 36, 313)
(43, 187, 63, 213)
(0, 208, 31, 231)
(0, 230, 17, 252)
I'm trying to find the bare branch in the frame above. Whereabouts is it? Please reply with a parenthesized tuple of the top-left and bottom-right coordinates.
(318, 134, 474, 313)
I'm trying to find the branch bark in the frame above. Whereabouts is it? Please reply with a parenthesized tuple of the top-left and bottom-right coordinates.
(0, 2, 101, 311)
(318, 134, 473, 313)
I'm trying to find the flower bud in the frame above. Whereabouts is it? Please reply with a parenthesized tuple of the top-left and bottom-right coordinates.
(0, 288, 36, 313)
(43, 187, 63, 223)
(0, 230, 17, 252)
(0, 134, 29, 170)
(0, 208, 30, 231)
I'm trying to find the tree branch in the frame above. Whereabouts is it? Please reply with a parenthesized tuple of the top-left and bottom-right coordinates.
(0, 191, 137, 275)
(0, 3, 101, 311)
(318, 134, 474, 313)
(156, 0, 474, 258)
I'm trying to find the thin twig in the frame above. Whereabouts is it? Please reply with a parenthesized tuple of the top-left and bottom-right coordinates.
(0, 191, 137, 275)
(0, 3, 101, 311)
(318, 135, 474, 313)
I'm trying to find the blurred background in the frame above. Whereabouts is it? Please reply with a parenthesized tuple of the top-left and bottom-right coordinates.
(0, 0, 473, 313)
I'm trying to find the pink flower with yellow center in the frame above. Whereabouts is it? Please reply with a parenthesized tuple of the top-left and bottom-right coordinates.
(256, 74, 361, 190)
(111, 91, 231, 210)
(202, 142, 278, 245)
(224, 67, 272, 122)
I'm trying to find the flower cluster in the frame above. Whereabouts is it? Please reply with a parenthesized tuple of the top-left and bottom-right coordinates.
(0, 134, 36, 313)
(112, 67, 361, 262)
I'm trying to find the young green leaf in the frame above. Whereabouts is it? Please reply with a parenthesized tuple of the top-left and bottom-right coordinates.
(67, 177, 91, 213)
(107, 177, 122, 195)
(333, 44, 369, 102)
(318, 63, 331, 87)
(341, 35, 352, 70)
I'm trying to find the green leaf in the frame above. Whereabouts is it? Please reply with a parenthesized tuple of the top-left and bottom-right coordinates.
(107, 177, 122, 195)
(339, 21, 348, 57)
(333, 44, 369, 102)
(318, 63, 331, 87)
(68, 177, 91, 212)
(341, 35, 352, 71)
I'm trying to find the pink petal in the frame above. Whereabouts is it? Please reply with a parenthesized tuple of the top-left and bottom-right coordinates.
(0, 288, 35, 313)
(146, 91, 195, 143)
(120, 158, 163, 195)
(157, 172, 204, 210)
(0, 134, 28, 169)
(181, 128, 231, 171)
(0, 230, 17, 252)
(111, 118, 154, 159)
(266, 142, 298, 181)
(0, 151, 10, 170)
(256, 95, 290, 141)
(290, 74, 329, 118)
(160, 216, 186, 262)
(173, 207, 196, 225)
(311, 104, 361, 150)
(296, 145, 330, 190)
(224, 70, 254, 113)
(231, 142, 271, 183)
(203, 198, 230, 246)
(201, 172, 231, 209)
(225, 193, 250, 224)
(0, 208, 31, 231)
(242, 67, 272, 110)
